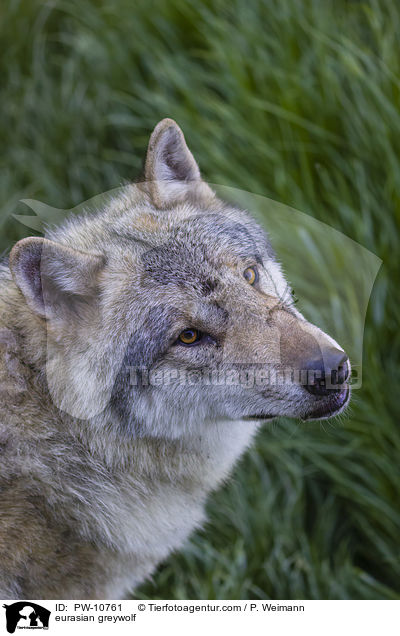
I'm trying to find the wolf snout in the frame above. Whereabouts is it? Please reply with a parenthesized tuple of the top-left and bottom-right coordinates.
(303, 347, 350, 396)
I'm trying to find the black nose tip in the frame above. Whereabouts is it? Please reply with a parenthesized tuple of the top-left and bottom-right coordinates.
(304, 348, 349, 396)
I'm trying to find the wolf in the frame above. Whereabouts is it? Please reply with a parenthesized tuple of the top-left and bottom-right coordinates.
(0, 118, 350, 599)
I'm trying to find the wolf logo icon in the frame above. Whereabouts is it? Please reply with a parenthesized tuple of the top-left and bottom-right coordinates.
(3, 602, 50, 633)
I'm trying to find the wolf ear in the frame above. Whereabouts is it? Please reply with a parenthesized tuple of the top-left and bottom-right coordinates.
(144, 118, 214, 208)
(10, 237, 105, 319)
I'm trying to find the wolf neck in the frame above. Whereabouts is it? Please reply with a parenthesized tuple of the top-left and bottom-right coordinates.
(69, 416, 258, 553)
(73, 405, 258, 501)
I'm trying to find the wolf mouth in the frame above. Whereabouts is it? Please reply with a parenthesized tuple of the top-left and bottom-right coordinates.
(244, 385, 350, 422)
(243, 414, 275, 421)
(301, 385, 350, 421)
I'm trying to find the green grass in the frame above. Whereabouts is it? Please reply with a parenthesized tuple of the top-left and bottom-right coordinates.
(1, 0, 399, 599)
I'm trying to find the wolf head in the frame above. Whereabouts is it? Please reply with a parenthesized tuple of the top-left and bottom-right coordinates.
(9, 119, 350, 438)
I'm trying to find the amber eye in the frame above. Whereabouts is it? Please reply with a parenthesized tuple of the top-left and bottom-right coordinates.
(243, 266, 258, 285)
(178, 328, 200, 345)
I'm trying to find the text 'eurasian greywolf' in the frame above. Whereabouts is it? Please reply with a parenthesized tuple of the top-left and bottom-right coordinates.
(0, 119, 350, 598)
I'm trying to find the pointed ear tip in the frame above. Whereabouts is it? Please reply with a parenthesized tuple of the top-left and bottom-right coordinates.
(155, 117, 180, 129)
(151, 117, 183, 140)
(10, 236, 44, 265)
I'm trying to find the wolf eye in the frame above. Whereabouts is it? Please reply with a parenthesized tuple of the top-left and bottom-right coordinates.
(178, 328, 201, 345)
(243, 266, 258, 285)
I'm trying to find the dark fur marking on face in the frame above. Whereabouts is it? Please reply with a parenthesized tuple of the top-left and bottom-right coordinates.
(202, 278, 218, 295)
(110, 305, 175, 434)
(141, 243, 207, 288)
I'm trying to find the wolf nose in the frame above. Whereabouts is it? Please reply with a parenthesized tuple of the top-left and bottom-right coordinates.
(304, 348, 349, 396)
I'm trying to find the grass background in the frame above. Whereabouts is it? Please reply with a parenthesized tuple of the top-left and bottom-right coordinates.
(1, 0, 399, 599)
